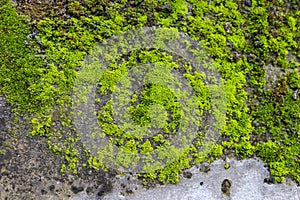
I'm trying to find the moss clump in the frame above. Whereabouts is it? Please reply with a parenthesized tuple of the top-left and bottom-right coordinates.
(254, 74, 300, 183)
(224, 163, 230, 170)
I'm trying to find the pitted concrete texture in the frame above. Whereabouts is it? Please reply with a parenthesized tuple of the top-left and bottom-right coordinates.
(98, 158, 299, 200)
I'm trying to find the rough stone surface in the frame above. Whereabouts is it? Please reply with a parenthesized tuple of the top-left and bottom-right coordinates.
(1, 94, 299, 200)
(102, 159, 299, 200)
(0, 95, 114, 200)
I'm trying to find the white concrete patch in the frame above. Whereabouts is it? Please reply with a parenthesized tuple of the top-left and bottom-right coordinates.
(100, 158, 299, 200)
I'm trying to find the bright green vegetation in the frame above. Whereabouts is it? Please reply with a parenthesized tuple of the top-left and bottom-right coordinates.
(254, 75, 300, 183)
(0, 0, 299, 184)
(224, 162, 230, 169)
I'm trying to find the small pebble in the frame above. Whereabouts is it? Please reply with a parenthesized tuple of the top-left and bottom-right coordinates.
(199, 163, 210, 173)
(245, 0, 252, 7)
(49, 185, 55, 191)
(71, 185, 84, 194)
(41, 189, 47, 195)
(292, 89, 298, 100)
(183, 171, 193, 179)
(264, 176, 275, 184)
(97, 188, 105, 196)
(221, 179, 232, 195)
(86, 186, 93, 194)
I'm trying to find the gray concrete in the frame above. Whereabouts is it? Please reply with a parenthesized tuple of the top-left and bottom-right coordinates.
(99, 158, 299, 200)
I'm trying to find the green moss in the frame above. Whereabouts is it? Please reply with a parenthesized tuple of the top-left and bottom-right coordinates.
(287, 69, 300, 89)
(0, 149, 6, 156)
(224, 163, 230, 170)
(254, 75, 300, 183)
(1, 0, 300, 185)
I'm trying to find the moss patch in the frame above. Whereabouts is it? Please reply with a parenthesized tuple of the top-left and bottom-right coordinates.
(1, 0, 299, 184)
